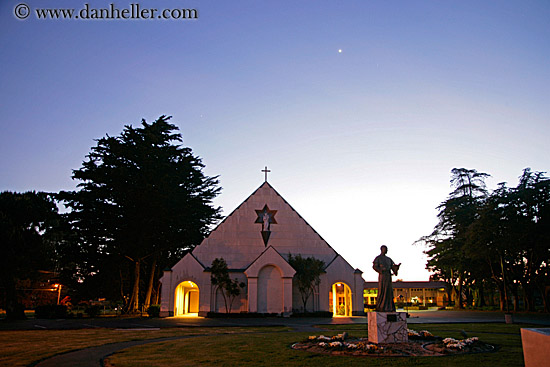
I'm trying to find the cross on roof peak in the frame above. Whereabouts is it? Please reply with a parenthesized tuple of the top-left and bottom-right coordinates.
(262, 166, 271, 182)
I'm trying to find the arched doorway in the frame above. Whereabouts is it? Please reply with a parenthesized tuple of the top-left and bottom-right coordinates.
(329, 282, 352, 317)
(257, 265, 283, 314)
(174, 281, 199, 316)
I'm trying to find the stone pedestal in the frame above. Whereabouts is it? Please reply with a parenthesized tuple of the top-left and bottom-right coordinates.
(521, 328, 550, 367)
(368, 312, 408, 344)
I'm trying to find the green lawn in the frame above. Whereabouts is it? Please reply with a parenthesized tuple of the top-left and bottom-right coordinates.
(0, 326, 288, 367)
(105, 323, 529, 367)
(0, 323, 530, 367)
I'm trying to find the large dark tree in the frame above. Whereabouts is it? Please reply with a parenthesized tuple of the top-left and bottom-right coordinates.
(417, 168, 490, 309)
(59, 116, 222, 313)
(419, 168, 550, 312)
(0, 191, 61, 319)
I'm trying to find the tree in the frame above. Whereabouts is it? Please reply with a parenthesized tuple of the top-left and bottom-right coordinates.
(210, 258, 245, 313)
(466, 170, 550, 312)
(511, 169, 550, 311)
(417, 168, 490, 309)
(419, 167, 550, 312)
(0, 191, 61, 319)
(59, 116, 222, 313)
(287, 254, 325, 312)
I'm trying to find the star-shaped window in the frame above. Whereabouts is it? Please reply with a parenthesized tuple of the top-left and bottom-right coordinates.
(254, 204, 278, 232)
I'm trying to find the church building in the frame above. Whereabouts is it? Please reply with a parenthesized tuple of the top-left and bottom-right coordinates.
(160, 174, 365, 317)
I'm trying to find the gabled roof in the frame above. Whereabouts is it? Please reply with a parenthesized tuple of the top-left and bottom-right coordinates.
(205, 182, 335, 249)
(244, 245, 296, 278)
(191, 181, 343, 270)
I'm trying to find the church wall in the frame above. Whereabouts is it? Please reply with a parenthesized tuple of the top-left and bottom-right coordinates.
(323, 255, 364, 315)
(160, 254, 211, 317)
(292, 281, 316, 313)
(211, 272, 248, 313)
(162, 182, 365, 317)
(192, 184, 338, 270)
(353, 271, 365, 315)
(244, 246, 295, 315)
(257, 265, 283, 313)
(317, 273, 330, 312)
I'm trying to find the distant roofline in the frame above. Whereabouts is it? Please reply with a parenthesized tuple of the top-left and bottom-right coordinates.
(364, 281, 448, 289)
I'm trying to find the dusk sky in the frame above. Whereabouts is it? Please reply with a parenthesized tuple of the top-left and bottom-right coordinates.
(1, 1, 549, 282)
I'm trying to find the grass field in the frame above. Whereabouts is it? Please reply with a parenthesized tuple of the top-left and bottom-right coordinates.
(0, 323, 530, 366)
(0, 326, 288, 367)
(105, 323, 528, 367)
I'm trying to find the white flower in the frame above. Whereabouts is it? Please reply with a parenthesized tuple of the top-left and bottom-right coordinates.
(329, 341, 343, 347)
(443, 336, 479, 349)
(447, 343, 464, 349)
(318, 342, 327, 347)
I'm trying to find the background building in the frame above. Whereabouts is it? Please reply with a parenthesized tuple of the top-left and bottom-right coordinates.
(364, 280, 448, 309)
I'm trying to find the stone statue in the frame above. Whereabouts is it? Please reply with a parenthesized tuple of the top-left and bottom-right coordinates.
(372, 245, 401, 312)
(262, 212, 270, 231)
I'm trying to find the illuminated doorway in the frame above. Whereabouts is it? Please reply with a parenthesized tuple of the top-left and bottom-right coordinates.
(175, 281, 199, 316)
(329, 282, 352, 317)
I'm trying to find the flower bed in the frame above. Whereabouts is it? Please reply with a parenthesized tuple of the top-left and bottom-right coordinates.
(292, 330, 494, 357)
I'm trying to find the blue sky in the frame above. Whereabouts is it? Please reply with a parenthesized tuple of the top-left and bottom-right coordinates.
(1, 1, 549, 281)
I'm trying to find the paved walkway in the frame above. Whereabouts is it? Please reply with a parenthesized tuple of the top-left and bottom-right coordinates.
(34, 327, 315, 367)
(4, 310, 550, 331)
(34, 336, 199, 367)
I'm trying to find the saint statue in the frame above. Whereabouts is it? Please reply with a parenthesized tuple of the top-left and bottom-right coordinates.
(372, 245, 401, 312)
(262, 211, 270, 231)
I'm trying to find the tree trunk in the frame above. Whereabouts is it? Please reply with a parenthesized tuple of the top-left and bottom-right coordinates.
(511, 285, 519, 312)
(445, 283, 453, 307)
(153, 283, 161, 305)
(128, 259, 141, 313)
(496, 281, 505, 311)
(487, 285, 494, 307)
(499, 256, 509, 313)
(478, 284, 486, 307)
(465, 287, 473, 307)
(457, 274, 464, 309)
(525, 285, 536, 312)
(143, 257, 157, 310)
(537, 283, 549, 313)
(302, 288, 312, 312)
(520, 280, 535, 312)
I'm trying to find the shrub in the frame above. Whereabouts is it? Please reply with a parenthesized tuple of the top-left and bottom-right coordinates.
(85, 305, 101, 317)
(147, 304, 161, 318)
(290, 311, 332, 318)
(206, 312, 281, 318)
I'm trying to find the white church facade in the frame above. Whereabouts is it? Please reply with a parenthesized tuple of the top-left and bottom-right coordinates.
(160, 180, 365, 317)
